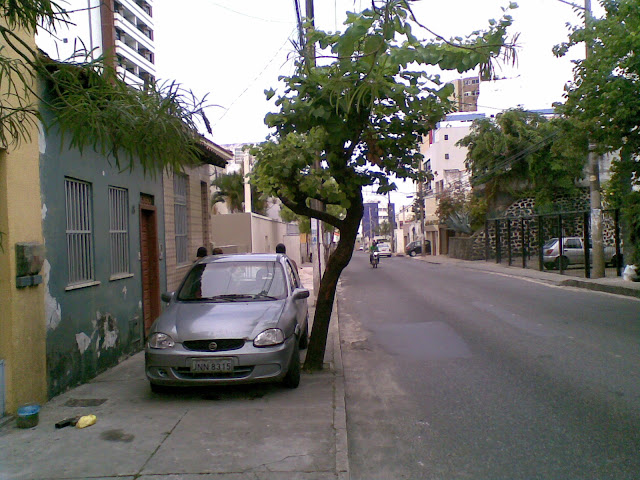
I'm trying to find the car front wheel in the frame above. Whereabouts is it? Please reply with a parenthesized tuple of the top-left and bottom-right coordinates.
(283, 341, 300, 389)
(409, 250, 416, 257)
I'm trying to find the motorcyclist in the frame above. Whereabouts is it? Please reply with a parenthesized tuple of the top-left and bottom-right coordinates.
(369, 241, 379, 264)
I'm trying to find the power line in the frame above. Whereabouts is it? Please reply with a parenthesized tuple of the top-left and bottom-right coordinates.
(209, 2, 295, 23)
(212, 27, 297, 127)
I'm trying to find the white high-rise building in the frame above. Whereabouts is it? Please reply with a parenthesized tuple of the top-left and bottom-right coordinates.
(37, 0, 155, 87)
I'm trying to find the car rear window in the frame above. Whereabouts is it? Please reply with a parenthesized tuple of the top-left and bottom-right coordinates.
(178, 261, 287, 301)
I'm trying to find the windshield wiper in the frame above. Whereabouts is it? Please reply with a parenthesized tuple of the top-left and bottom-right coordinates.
(206, 294, 255, 302)
(252, 293, 278, 300)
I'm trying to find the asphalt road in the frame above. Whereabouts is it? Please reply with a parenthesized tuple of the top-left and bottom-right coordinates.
(338, 252, 640, 480)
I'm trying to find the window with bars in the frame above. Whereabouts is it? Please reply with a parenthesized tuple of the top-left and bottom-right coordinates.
(174, 174, 188, 264)
(109, 186, 130, 276)
(65, 178, 95, 285)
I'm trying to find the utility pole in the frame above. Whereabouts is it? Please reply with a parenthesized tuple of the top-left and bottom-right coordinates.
(418, 159, 427, 256)
(387, 191, 395, 253)
(585, 0, 605, 277)
(304, 0, 324, 294)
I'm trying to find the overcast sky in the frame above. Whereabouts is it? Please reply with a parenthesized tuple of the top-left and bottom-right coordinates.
(153, 0, 597, 203)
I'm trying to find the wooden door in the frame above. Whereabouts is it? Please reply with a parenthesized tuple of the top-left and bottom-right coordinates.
(140, 203, 160, 333)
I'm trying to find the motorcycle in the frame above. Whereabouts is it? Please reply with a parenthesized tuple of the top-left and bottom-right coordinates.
(370, 251, 380, 268)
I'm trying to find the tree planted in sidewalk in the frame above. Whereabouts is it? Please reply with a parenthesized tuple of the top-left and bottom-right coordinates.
(251, 0, 518, 370)
(554, 0, 640, 265)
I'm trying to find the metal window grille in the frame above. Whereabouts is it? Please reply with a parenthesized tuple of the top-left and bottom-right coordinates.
(109, 187, 130, 275)
(65, 178, 94, 285)
(174, 174, 188, 264)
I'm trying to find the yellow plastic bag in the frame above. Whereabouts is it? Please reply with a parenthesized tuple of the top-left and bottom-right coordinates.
(76, 414, 97, 429)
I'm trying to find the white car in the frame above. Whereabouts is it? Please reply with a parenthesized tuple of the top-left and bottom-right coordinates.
(377, 242, 392, 257)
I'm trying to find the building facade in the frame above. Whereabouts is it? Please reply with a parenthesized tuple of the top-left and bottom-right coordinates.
(452, 76, 480, 112)
(164, 141, 232, 293)
(37, 0, 156, 86)
(39, 104, 167, 397)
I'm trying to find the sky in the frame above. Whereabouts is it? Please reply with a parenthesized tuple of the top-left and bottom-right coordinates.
(153, 0, 598, 204)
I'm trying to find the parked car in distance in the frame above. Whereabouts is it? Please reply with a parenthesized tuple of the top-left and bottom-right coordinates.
(377, 242, 392, 257)
(145, 253, 309, 392)
(542, 237, 623, 270)
(405, 240, 431, 257)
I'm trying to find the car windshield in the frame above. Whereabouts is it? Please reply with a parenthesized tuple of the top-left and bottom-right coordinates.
(177, 261, 287, 302)
(543, 238, 558, 249)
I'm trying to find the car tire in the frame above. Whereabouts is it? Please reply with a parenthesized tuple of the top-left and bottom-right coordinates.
(283, 342, 300, 389)
(610, 254, 623, 268)
(555, 256, 569, 270)
(299, 318, 309, 350)
(409, 250, 416, 257)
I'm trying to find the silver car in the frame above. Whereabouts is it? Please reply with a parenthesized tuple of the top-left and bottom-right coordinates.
(145, 254, 309, 391)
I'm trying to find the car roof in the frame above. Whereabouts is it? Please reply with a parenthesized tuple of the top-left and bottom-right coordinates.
(199, 253, 284, 264)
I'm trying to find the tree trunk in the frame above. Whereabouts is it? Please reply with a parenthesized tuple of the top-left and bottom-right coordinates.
(303, 204, 362, 371)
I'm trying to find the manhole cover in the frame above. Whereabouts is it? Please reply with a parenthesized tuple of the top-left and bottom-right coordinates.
(64, 398, 107, 407)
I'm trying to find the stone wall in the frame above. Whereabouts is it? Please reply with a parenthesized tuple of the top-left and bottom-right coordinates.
(448, 194, 621, 261)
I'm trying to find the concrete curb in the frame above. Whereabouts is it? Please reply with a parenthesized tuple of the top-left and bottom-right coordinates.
(331, 291, 350, 480)
(408, 254, 640, 299)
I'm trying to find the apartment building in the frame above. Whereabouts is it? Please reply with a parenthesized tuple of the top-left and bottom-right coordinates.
(452, 76, 480, 112)
(37, 0, 155, 86)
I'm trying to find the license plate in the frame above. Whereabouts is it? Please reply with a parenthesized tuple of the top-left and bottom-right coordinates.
(190, 358, 233, 373)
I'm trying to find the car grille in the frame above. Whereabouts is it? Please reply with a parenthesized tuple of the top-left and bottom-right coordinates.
(174, 366, 254, 379)
(183, 339, 245, 352)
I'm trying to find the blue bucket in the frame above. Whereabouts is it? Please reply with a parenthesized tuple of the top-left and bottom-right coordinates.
(17, 403, 40, 428)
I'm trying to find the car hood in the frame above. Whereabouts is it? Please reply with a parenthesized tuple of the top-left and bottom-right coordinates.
(153, 301, 286, 341)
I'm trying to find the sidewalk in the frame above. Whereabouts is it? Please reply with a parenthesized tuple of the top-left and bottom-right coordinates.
(409, 254, 640, 299)
(0, 265, 349, 480)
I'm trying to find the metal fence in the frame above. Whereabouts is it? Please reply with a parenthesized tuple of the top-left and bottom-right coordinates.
(484, 209, 624, 278)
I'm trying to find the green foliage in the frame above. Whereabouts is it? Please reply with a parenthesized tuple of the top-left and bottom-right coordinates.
(252, 1, 517, 228)
(378, 220, 392, 237)
(554, 0, 640, 262)
(1, 0, 211, 173)
(279, 206, 311, 234)
(211, 171, 268, 215)
(435, 188, 486, 233)
(459, 109, 587, 208)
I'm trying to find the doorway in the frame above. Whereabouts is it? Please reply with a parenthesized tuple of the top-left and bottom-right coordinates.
(139, 199, 160, 334)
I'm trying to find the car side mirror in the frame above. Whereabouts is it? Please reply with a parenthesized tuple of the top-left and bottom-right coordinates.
(292, 288, 310, 300)
(161, 292, 175, 303)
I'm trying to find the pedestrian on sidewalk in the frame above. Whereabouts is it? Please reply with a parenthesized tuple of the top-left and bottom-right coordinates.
(276, 243, 298, 272)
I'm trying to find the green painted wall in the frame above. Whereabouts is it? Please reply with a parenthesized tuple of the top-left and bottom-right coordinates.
(40, 122, 167, 398)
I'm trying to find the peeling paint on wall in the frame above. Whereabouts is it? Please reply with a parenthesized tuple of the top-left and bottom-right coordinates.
(43, 260, 62, 330)
(38, 121, 46, 154)
(76, 332, 91, 353)
(100, 313, 119, 349)
(41, 203, 47, 220)
(122, 286, 127, 297)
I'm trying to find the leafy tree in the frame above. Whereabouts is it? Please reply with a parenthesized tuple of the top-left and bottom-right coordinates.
(1, 0, 210, 173)
(251, 0, 517, 369)
(378, 220, 392, 237)
(554, 0, 640, 264)
(211, 171, 268, 215)
(458, 108, 587, 213)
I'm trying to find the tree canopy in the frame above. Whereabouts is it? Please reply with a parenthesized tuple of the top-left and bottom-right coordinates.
(251, 0, 518, 369)
(554, 0, 640, 264)
(458, 108, 588, 211)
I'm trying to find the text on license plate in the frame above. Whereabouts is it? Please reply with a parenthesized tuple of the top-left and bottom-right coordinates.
(190, 358, 233, 373)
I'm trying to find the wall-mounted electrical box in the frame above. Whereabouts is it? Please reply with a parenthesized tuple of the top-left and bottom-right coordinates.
(15, 242, 45, 288)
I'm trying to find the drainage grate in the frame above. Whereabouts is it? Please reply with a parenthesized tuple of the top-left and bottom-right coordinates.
(64, 398, 107, 407)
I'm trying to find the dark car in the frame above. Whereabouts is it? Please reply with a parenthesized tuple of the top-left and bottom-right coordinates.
(405, 240, 431, 257)
(145, 253, 309, 392)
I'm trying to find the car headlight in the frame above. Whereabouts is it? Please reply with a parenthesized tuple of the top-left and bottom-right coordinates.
(253, 328, 285, 347)
(148, 332, 175, 349)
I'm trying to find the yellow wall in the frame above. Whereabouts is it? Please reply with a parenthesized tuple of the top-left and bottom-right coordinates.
(0, 24, 48, 414)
